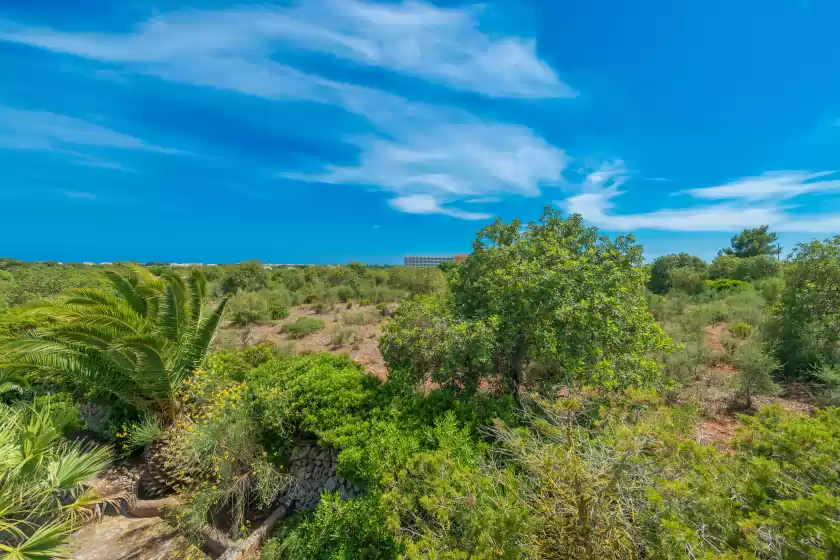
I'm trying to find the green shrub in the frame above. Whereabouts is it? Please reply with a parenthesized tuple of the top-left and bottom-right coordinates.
(380, 295, 497, 396)
(813, 363, 840, 404)
(33, 392, 86, 435)
(341, 311, 369, 325)
(120, 413, 164, 454)
(248, 354, 377, 446)
(705, 278, 749, 292)
(281, 317, 326, 339)
(444, 209, 672, 395)
(667, 265, 708, 295)
(227, 291, 269, 327)
(754, 276, 784, 303)
(384, 414, 532, 559)
(265, 493, 400, 559)
(329, 326, 361, 348)
(648, 406, 840, 559)
(728, 321, 753, 339)
(311, 300, 333, 314)
(204, 343, 276, 381)
(710, 254, 780, 282)
(173, 387, 289, 542)
(261, 289, 291, 320)
(649, 253, 707, 294)
(730, 337, 781, 408)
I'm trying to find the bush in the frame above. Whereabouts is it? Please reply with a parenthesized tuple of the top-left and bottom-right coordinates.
(754, 276, 784, 303)
(649, 253, 707, 294)
(264, 493, 400, 559)
(705, 278, 749, 292)
(668, 266, 707, 295)
(261, 289, 292, 320)
(445, 209, 672, 395)
(380, 295, 497, 396)
(220, 261, 268, 294)
(33, 392, 86, 435)
(228, 291, 269, 327)
(729, 337, 781, 408)
(341, 311, 369, 325)
(728, 321, 753, 339)
(329, 326, 361, 348)
(281, 317, 326, 339)
(172, 385, 289, 541)
(248, 354, 377, 446)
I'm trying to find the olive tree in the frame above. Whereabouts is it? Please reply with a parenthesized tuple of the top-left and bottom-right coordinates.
(383, 208, 672, 398)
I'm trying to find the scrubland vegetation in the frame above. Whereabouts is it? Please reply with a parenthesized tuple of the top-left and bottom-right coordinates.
(1, 212, 839, 559)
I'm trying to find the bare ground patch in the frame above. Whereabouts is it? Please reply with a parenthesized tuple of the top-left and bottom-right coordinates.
(216, 304, 389, 379)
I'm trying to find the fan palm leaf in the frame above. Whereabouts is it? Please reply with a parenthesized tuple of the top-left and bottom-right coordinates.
(0, 402, 113, 560)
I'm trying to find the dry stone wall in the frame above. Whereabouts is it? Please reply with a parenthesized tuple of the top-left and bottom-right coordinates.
(282, 441, 364, 510)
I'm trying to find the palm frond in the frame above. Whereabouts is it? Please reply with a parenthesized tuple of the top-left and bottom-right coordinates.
(45, 443, 112, 493)
(0, 519, 71, 559)
(102, 270, 148, 317)
(174, 296, 229, 384)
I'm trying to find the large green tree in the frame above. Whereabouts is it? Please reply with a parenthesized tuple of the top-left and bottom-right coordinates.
(720, 225, 781, 258)
(0, 266, 228, 421)
(768, 236, 840, 376)
(382, 208, 671, 398)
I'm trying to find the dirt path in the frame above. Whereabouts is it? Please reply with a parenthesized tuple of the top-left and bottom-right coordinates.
(694, 323, 812, 445)
(70, 515, 207, 560)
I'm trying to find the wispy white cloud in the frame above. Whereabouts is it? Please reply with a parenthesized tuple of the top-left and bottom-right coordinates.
(678, 170, 840, 201)
(561, 163, 840, 233)
(0, 106, 183, 170)
(0, 0, 572, 99)
(388, 194, 491, 220)
(0, 1, 571, 218)
(284, 104, 567, 218)
(464, 196, 502, 204)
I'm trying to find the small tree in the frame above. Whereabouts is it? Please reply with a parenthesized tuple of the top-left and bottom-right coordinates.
(382, 208, 672, 398)
(648, 253, 707, 294)
(730, 337, 781, 408)
(720, 225, 781, 258)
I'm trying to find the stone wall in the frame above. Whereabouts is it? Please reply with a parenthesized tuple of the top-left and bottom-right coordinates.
(282, 441, 364, 511)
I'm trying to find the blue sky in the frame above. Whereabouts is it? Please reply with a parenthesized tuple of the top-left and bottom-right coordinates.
(2, 0, 840, 264)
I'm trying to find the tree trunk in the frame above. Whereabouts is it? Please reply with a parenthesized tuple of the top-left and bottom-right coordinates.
(509, 344, 526, 404)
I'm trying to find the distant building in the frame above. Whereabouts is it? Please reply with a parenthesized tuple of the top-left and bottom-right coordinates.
(404, 254, 468, 267)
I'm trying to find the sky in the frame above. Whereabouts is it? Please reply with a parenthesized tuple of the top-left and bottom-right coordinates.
(2, 0, 840, 264)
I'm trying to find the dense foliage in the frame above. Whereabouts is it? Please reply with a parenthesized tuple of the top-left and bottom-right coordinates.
(768, 236, 840, 377)
(2, 221, 840, 559)
(383, 209, 671, 398)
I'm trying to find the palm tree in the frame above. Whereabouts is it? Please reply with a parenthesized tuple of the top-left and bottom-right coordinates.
(0, 401, 115, 559)
(0, 266, 229, 422)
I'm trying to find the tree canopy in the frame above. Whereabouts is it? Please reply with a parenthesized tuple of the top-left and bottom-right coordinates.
(382, 208, 671, 398)
(720, 225, 781, 258)
(648, 253, 707, 294)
